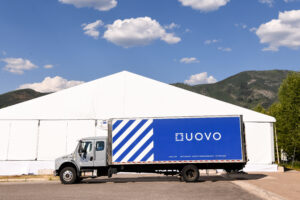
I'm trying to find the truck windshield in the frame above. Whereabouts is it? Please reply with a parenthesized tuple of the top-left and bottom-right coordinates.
(78, 141, 92, 153)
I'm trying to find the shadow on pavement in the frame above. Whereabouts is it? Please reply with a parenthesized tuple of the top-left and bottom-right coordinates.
(80, 173, 267, 184)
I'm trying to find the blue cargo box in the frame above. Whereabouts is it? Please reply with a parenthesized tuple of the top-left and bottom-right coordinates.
(108, 116, 246, 165)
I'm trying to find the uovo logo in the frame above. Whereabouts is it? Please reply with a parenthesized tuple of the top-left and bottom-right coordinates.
(175, 132, 222, 142)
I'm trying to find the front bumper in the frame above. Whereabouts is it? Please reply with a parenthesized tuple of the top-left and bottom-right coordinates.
(53, 170, 59, 176)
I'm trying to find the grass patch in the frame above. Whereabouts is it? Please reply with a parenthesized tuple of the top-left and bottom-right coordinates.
(0, 175, 59, 181)
(280, 161, 300, 171)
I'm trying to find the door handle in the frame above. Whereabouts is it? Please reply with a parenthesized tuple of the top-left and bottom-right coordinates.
(90, 156, 93, 161)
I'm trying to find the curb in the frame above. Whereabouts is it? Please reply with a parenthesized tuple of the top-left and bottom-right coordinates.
(231, 180, 286, 200)
(0, 178, 58, 183)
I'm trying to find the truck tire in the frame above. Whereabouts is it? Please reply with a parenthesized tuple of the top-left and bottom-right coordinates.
(181, 165, 199, 182)
(60, 167, 77, 184)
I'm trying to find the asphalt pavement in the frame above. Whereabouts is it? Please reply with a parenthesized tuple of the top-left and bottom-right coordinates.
(0, 174, 262, 200)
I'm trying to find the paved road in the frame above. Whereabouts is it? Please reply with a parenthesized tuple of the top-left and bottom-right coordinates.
(0, 174, 261, 200)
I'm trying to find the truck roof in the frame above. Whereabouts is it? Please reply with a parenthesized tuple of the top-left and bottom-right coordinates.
(81, 136, 107, 141)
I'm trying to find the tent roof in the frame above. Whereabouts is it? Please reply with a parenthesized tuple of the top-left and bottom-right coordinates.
(0, 71, 275, 122)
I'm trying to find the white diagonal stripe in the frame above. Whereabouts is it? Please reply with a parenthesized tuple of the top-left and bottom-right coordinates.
(112, 120, 121, 126)
(147, 154, 154, 162)
(112, 120, 153, 162)
(121, 129, 153, 162)
(112, 119, 142, 149)
(112, 120, 118, 126)
(134, 141, 153, 162)
(112, 120, 128, 136)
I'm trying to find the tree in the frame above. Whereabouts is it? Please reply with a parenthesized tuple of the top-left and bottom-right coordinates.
(253, 104, 267, 114)
(272, 72, 300, 164)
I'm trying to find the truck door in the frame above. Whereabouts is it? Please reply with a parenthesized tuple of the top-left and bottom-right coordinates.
(77, 140, 94, 167)
(94, 140, 107, 166)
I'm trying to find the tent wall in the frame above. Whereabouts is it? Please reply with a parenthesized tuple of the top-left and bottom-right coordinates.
(0, 121, 10, 160)
(38, 121, 68, 160)
(244, 122, 275, 164)
(8, 120, 39, 160)
(243, 122, 277, 172)
(0, 119, 277, 175)
(0, 161, 53, 176)
(0, 119, 107, 161)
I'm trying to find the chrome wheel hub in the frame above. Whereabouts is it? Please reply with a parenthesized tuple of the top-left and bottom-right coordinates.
(63, 170, 73, 182)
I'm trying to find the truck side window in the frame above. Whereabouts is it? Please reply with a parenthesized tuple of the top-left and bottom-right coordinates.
(96, 141, 105, 151)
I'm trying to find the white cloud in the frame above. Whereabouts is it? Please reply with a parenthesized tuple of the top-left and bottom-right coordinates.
(249, 27, 257, 32)
(256, 10, 300, 51)
(284, 0, 300, 2)
(44, 64, 53, 69)
(1, 57, 38, 74)
(82, 19, 104, 39)
(178, 0, 230, 12)
(204, 39, 218, 44)
(258, 0, 274, 7)
(180, 57, 200, 64)
(164, 23, 180, 30)
(184, 72, 217, 85)
(103, 17, 181, 48)
(58, 0, 117, 11)
(235, 23, 247, 29)
(217, 47, 232, 52)
(18, 76, 84, 93)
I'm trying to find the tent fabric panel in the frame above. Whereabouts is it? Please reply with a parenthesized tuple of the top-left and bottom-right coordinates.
(7, 120, 38, 160)
(95, 120, 109, 136)
(245, 122, 274, 164)
(0, 71, 275, 123)
(244, 164, 278, 172)
(0, 72, 125, 120)
(122, 72, 275, 122)
(38, 121, 68, 160)
(92, 74, 127, 119)
(0, 121, 10, 160)
(0, 161, 54, 176)
(66, 120, 96, 154)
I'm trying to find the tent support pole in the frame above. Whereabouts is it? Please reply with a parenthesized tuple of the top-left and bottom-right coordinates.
(35, 120, 40, 160)
(274, 124, 280, 164)
(6, 123, 12, 160)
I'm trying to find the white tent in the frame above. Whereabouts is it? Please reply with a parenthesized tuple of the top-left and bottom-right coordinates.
(0, 71, 277, 175)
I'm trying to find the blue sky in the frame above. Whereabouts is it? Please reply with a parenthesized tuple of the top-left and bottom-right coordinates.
(0, 0, 300, 93)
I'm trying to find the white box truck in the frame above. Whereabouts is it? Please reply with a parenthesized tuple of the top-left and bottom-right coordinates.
(54, 115, 247, 184)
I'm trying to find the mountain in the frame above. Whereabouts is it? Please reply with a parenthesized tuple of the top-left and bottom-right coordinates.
(0, 89, 49, 109)
(173, 70, 292, 109)
(0, 70, 293, 110)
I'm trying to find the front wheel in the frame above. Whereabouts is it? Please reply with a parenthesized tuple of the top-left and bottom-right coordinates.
(60, 167, 77, 184)
(181, 165, 199, 182)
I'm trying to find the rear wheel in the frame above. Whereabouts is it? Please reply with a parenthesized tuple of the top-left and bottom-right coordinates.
(60, 167, 77, 184)
(181, 165, 199, 182)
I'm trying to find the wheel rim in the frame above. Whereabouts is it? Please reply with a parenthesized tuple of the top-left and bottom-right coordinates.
(63, 170, 73, 182)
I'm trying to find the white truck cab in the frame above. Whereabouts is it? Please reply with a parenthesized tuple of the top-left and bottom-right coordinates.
(54, 136, 108, 184)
